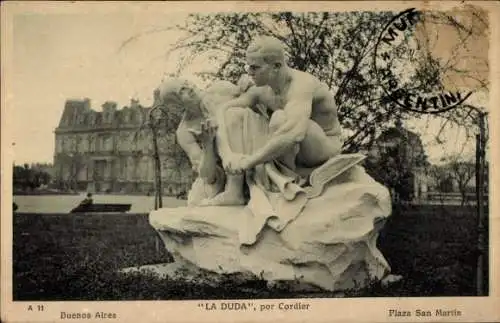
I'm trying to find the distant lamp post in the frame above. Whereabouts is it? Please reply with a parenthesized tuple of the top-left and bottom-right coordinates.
(474, 109, 488, 296)
(461, 104, 489, 296)
(148, 88, 164, 210)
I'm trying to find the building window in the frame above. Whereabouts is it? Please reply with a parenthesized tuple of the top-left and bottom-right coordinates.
(63, 136, 73, 152)
(89, 136, 96, 152)
(79, 135, 88, 152)
(127, 156, 135, 180)
(148, 157, 155, 181)
(119, 158, 127, 180)
(140, 156, 149, 181)
(104, 136, 112, 151)
(74, 136, 81, 152)
(77, 114, 86, 125)
(98, 135, 113, 152)
(56, 136, 63, 153)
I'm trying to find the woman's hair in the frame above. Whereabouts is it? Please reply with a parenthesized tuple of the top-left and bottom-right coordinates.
(157, 78, 247, 117)
(157, 78, 202, 107)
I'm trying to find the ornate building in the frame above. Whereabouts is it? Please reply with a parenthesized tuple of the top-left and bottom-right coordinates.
(53, 97, 194, 195)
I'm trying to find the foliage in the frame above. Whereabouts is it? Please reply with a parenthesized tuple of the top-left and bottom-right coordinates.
(154, 10, 489, 152)
(13, 164, 52, 191)
(441, 155, 476, 205)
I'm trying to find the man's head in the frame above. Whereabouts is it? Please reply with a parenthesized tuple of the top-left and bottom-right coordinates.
(245, 36, 286, 86)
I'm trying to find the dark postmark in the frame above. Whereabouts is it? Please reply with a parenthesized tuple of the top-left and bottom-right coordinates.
(373, 8, 473, 114)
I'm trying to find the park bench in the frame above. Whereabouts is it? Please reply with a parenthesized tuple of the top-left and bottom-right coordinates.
(70, 203, 132, 213)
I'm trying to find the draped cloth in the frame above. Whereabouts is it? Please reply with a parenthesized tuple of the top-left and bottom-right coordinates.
(149, 108, 392, 291)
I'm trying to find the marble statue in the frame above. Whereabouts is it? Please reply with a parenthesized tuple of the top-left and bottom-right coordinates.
(145, 36, 398, 292)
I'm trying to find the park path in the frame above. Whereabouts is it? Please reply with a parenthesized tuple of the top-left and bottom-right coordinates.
(13, 193, 187, 214)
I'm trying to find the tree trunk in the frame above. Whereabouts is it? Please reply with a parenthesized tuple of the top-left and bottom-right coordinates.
(460, 188, 467, 206)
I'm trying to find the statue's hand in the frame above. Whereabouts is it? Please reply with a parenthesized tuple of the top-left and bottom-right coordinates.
(200, 118, 217, 146)
(190, 158, 200, 174)
(224, 153, 252, 174)
(222, 153, 242, 174)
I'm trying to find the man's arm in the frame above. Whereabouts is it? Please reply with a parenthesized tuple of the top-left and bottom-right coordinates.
(216, 88, 257, 118)
(245, 83, 314, 169)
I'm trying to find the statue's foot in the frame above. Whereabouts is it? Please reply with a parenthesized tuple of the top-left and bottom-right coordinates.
(200, 191, 245, 206)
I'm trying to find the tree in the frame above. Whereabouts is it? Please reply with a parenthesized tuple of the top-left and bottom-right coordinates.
(447, 157, 475, 205)
(121, 9, 487, 151)
(430, 155, 476, 205)
(119, 8, 488, 207)
(13, 164, 30, 191)
(13, 164, 52, 192)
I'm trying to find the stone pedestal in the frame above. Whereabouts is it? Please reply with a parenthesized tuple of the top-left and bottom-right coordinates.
(145, 166, 393, 292)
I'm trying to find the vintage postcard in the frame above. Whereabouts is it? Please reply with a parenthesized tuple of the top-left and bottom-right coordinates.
(1, 1, 499, 322)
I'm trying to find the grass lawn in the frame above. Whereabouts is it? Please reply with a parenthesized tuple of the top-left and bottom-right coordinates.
(12, 204, 488, 300)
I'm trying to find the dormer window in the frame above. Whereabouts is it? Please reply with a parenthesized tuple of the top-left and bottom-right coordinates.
(123, 111, 130, 123)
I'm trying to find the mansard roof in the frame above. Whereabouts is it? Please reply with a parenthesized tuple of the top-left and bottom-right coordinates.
(56, 98, 151, 132)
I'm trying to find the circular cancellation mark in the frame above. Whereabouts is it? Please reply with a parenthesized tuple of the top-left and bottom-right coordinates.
(373, 8, 472, 114)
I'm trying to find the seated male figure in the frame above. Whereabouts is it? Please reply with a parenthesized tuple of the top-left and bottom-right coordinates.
(206, 36, 344, 205)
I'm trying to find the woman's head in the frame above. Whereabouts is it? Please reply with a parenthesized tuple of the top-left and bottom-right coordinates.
(157, 78, 203, 115)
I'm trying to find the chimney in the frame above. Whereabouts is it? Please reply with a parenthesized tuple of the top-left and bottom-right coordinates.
(130, 98, 140, 109)
(102, 101, 117, 112)
(102, 101, 117, 123)
(83, 98, 91, 110)
(153, 88, 161, 105)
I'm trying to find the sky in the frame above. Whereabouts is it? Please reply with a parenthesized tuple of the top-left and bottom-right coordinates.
(10, 12, 196, 165)
(7, 10, 489, 165)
